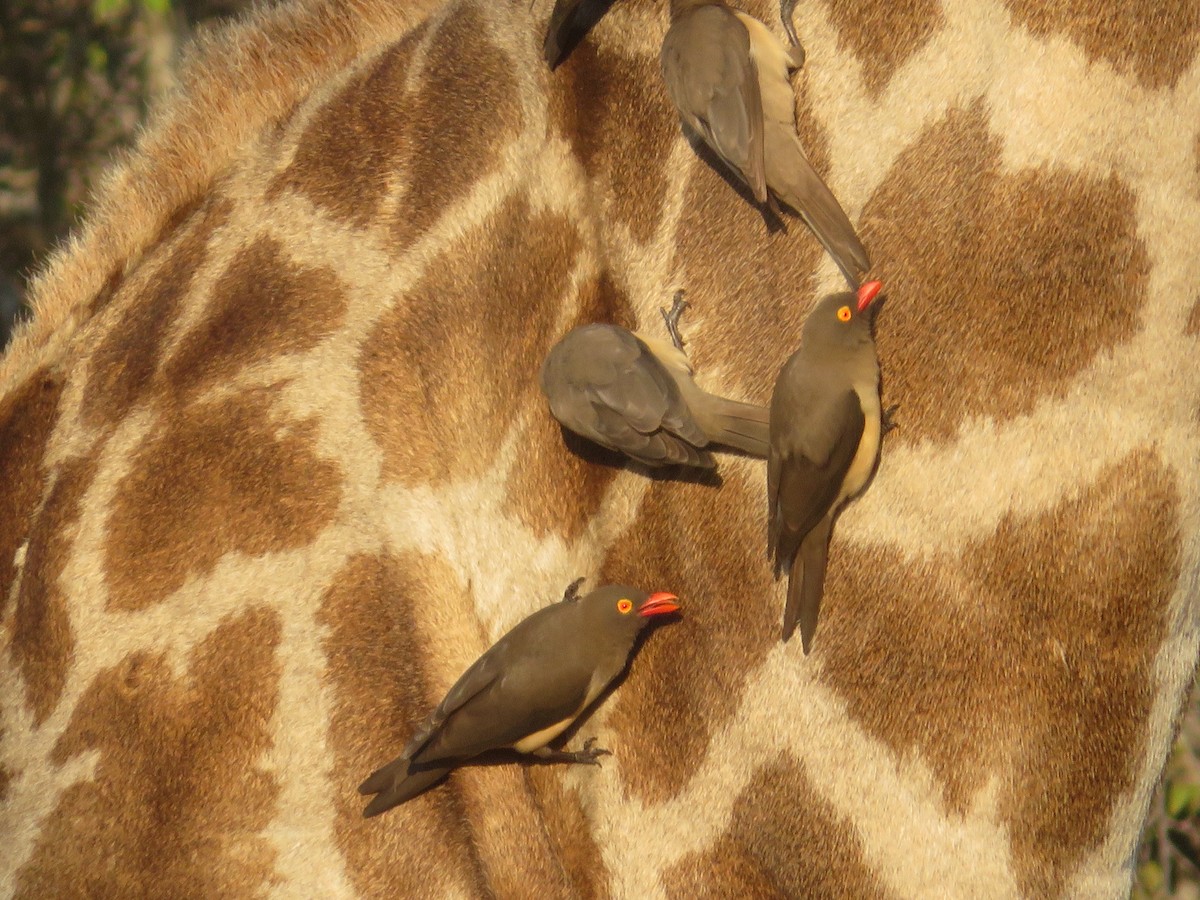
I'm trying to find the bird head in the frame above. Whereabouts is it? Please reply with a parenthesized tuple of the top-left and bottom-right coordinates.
(801, 280, 882, 350)
(581, 584, 681, 637)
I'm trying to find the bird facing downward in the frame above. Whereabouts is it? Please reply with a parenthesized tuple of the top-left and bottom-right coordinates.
(768, 280, 883, 652)
(659, 0, 870, 287)
(358, 582, 680, 817)
(540, 322, 771, 468)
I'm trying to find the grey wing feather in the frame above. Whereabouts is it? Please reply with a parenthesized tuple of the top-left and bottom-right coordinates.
(769, 389, 864, 572)
(413, 607, 597, 762)
(541, 325, 712, 467)
(401, 646, 504, 761)
(662, 6, 767, 202)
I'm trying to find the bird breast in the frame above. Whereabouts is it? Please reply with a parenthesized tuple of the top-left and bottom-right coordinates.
(841, 383, 880, 504)
(511, 716, 580, 753)
(732, 12, 796, 130)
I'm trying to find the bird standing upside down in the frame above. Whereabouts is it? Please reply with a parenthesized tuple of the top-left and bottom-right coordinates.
(768, 280, 883, 652)
(660, 0, 870, 286)
(359, 581, 680, 817)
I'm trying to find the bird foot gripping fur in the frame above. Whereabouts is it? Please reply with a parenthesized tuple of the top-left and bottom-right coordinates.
(661, 289, 690, 351)
(881, 403, 900, 437)
(778, 0, 805, 63)
(534, 736, 612, 766)
(562, 576, 587, 603)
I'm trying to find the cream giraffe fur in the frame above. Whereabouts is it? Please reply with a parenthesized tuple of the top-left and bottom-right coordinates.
(1, 0, 1198, 895)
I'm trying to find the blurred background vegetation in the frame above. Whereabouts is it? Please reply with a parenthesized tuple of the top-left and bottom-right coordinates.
(0, 0, 244, 347)
(1, 3, 1199, 896)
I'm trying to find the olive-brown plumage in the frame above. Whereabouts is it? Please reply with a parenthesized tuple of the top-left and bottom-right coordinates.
(768, 281, 883, 652)
(358, 582, 680, 816)
(660, 0, 869, 286)
(540, 322, 770, 468)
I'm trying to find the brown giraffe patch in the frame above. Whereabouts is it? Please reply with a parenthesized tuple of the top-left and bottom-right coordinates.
(9, 456, 96, 726)
(550, 42, 677, 243)
(664, 757, 894, 898)
(861, 101, 1148, 444)
(360, 195, 581, 487)
(164, 235, 348, 395)
(389, 6, 523, 249)
(672, 170, 823, 400)
(15, 607, 282, 899)
(524, 765, 611, 900)
(321, 552, 604, 896)
(320, 552, 488, 897)
(819, 448, 1178, 896)
(600, 465, 777, 805)
(269, 27, 425, 227)
(104, 389, 342, 611)
(821, 0, 944, 97)
(82, 197, 233, 428)
(502, 272, 637, 542)
(1186, 295, 1200, 336)
(83, 269, 125, 320)
(0, 370, 63, 616)
(1004, 0, 1200, 91)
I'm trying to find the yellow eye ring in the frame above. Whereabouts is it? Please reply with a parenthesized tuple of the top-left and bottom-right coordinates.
(837, 306, 852, 322)
(617, 598, 633, 614)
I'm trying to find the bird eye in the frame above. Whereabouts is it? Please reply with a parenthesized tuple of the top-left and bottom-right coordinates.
(837, 306, 852, 322)
(617, 598, 633, 614)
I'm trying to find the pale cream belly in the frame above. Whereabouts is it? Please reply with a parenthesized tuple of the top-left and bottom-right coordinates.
(512, 717, 577, 753)
(839, 390, 881, 503)
(733, 13, 796, 127)
(510, 675, 607, 753)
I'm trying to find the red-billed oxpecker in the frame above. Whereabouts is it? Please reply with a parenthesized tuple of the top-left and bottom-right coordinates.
(768, 280, 883, 652)
(359, 581, 680, 816)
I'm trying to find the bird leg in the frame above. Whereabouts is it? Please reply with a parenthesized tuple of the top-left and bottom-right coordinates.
(881, 403, 901, 437)
(661, 290, 690, 351)
(780, 0, 805, 63)
(534, 737, 612, 766)
(561, 576, 587, 603)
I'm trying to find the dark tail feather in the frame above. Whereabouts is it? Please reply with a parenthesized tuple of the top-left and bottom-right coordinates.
(699, 394, 771, 458)
(360, 760, 454, 818)
(358, 755, 406, 796)
(771, 143, 870, 288)
(543, 0, 616, 68)
(781, 516, 832, 652)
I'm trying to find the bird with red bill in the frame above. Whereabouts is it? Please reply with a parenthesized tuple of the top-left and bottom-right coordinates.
(767, 280, 886, 652)
(359, 581, 680, 816)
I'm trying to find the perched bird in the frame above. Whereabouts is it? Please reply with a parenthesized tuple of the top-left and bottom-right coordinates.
(540, 310, 770, 468)
(660, 0, 870, 286)
(768, 280, 883, 651)
(358, 581, 680, 817)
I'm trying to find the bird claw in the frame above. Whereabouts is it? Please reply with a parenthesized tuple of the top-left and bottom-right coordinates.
(561, 576, 587, 603)
(780, 0, 805, 63)
(576, 736, 612, 765)
(786, 40, 806, 70)
(661, 289, 689, 351)
(535, 736, 612, 766)
(881, 403, 901, 436)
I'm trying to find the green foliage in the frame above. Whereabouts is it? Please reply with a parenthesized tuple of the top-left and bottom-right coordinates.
(1137, 688, 1200, 899)
(0, 0, 239, 350)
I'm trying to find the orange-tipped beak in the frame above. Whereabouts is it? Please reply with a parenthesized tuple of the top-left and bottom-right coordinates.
(639, 591, 680, 617)
(857, 280, 882, 313)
